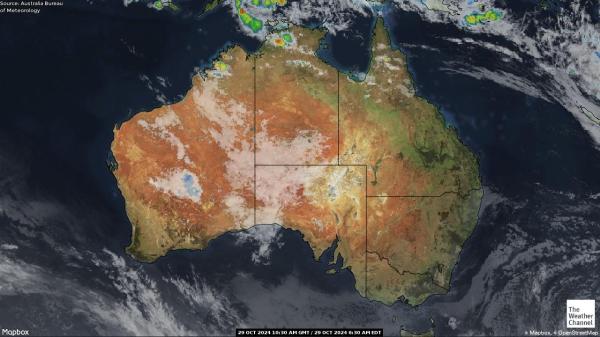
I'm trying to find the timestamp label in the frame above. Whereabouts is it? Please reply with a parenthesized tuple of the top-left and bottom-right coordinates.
(236, 328, 383, 336)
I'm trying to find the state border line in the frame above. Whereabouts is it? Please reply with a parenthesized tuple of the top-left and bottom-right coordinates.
(337, 70, 340, 166)
(364, 165, 368, 295)
(254, 163, 365, 167)
(253, 56, 257, 227)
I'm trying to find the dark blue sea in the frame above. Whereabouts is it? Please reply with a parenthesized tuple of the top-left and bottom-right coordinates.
(0, 1, 598, 336)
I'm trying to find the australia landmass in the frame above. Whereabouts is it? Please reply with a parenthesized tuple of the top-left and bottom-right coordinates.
(110, 19, 482, 305)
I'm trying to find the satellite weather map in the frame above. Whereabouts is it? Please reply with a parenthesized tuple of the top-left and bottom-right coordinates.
(0, 0, 599, 336)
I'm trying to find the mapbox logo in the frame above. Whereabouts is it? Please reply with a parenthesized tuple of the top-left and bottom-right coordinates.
(1, 329, 30, 336)
(567, 300, 596, 328)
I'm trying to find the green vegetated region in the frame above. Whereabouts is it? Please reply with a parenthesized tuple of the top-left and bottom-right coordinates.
(204, 0, 223, 11)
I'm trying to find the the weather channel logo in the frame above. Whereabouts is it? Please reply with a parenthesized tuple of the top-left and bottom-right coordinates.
(567, 300, 596, 328)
